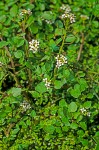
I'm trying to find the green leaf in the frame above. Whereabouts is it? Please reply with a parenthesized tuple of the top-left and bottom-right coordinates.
(49, 39, 57, 50)
(62, 126, 69, 132)
(63, 69, 70, 78)
(81, 139, 88, 146)
(25, 61, 33, 69)
(39, 3, 45, 11)
(93, 4, 99, 16)
(79, 78, 87, 92)
(10, 5, 18, 17)
(50, 106, 57, 115)
(92, 21, 99, 28)
(14, 50, 23, 58)
(11, 87, 21, 97)
(59, 99, 67, 107)
(94, 132, 99, 146)
(13, 36, 24, 47)
(70, 84, 81, 98)
(11, 128, 20, 135)
(18, 145, 24, 150)
(68, 102, 77, 112)
(19, 121, 27, 128)
(35, 82, 47, 93)
(29, 91, 40, 98)
(96, 143, 99, 150)
(61, 117, 70, 126)
(80, 122, 87, 130)
(29, 24, 38, 34)
(55, 20, 63, 28)
(26, 16, 34, 28)
(17, 39, 24, 48)
(0, 15, 6, 23)
(30, 110, 36, 117)
(0, 41, 8, 48)
(45, 61, 53, 72)
(87, 93, 93, 99)
(55, 127, 62, 133)
(55, 28, 63, 36)
(6, 106, 12, 113)
(66, 34, 76, 43)
(58, 108, 64, 117)
(83, 101, 91, 109)
(44, 125, 55, 134)
(54, 80, 64, 89)
(70, 123, 78, 129)
(26, 119, 31, 126)
(0, 71, 5, 80)
(42, 11, 52, 20)
(55, 38, 62, 45)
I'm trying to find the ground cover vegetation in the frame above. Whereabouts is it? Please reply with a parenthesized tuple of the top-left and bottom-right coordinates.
(0, 0, 99, 149)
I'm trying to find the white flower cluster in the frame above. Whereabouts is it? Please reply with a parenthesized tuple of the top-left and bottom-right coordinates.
(20, 100, 31, 111)
(20, 9, 32, 16)
(60, 4, 76, 23)
(43, 78, 51, 90)
(60, 4, 71, 12)
(45, 19, 53, 25)
(29, 39, 39, 53)
(80, 108, 91, 117)
(55, 54, 67, 69)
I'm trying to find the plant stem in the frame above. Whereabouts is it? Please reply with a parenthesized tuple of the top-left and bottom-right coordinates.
(77, 33, 84, 61)
(21, 18, 32, 89)
(53, 20, 68, 80)
(59, 29, 66, 54)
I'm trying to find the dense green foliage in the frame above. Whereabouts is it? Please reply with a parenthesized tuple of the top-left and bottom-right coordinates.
(0, 0, 99, 149)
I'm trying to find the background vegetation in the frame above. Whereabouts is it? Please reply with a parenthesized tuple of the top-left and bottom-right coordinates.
(0, 0, 99, 149)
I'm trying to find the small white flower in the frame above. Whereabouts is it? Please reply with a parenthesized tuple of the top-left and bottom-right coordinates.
(55, 54, 67, 69)
(60, 4, 67, 11)
(60, 13, 69, 19)
(43, 78, 47, 82)
(80, 108, 86, 113)
(45, 19, 53, 24)
(87, 112, 91, 117)
(43, 78, 51, 89)
(80, 108, 91, 117)
(20, 100, 31, 111)
(69, 13, 76, 23)
(60, 4, 71, 13)
(60, 5, 76, 23)
(60, 12, 76, 23)
(27, 9, 32, 15)
(29, 39, 39, 53)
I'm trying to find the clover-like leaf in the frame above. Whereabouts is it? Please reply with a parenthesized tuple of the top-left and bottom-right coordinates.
(35, 82, 47, 93)
(11, 87, 21, 97)
(68, 102, 77, 112)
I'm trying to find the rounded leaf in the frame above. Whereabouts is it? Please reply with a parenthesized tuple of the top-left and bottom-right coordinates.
(35, 82, 47, 93)
(11, 87, 21, 97)
(68, 102, 77, 112)
(14, 50, 23, 58)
